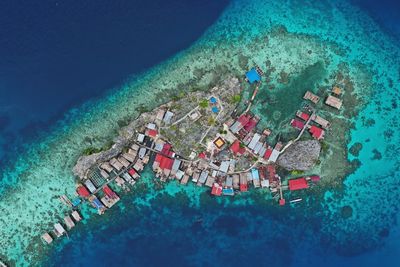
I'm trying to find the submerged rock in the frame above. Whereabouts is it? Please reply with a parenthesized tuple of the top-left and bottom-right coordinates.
(277, 140, 321, 171)
(341, 205, 353, 219)
(371, 149, 382, 160)
(349, 142, 363, 157)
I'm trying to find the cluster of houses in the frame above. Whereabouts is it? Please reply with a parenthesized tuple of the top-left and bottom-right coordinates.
(80, 140, 151, 215)
(226, 113, 282, 163)
(325, 86, 343, 110)
(44, 131, 157, 246)
(290, 90, 334, 140)
(42, 69, 341, 246)
(41, 210, 82, 244)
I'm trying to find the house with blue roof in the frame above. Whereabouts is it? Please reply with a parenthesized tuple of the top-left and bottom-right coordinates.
(245, 68, 261, 84)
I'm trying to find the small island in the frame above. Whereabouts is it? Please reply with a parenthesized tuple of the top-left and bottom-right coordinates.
(40, 65, 358, 244)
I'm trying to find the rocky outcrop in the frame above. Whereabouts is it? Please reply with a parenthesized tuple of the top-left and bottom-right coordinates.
(277, 140, 321, 171)
(72, 109, 153, 179)
(72, 142, 127, 179)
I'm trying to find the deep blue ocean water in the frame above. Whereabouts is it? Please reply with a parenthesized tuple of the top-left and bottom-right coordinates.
(1, 0, 400, 266)
(351, 0, 400, 41)
(0, 0, 229, 171)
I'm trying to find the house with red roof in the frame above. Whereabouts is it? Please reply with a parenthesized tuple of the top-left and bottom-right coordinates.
(230, 114, 252, 133)
(296, 111, 310, 121)
(103, 185, 118, 199)
(288, 177, 309, 191)
(239, 173, 248, 192)
(211, 183, 222, 196)
(310, 175, 321, 182)
(198, 152, 206, 159)
(263, 147, 273, 160)
(153, 143, 175, 171)
(230, 140, 246, 156)
(290, 119, 305, 130)
(77, 186, 90, 198)
(309, 125, 325, 140)
(159, 156, 174, 170)
(146, 129, 158, 138)
(128, 168, 137, 177)
(243, 117, 258, 132)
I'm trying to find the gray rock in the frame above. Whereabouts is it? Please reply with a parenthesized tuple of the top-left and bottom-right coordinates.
(277, 140, 321, 171)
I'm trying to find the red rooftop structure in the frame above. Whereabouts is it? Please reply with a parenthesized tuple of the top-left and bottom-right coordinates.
(310, 175, 321, 182)
(291, 119, 305, 130)
(243, 118, 258, 132)
(263, 148, 273, 160)
(147, 129, 158, 138)
(240, 183, 248, 192)
(77, 186, 90, 198)
(238, 114, 251, 126)
(288, 177, 309, 191)
(279, 198, 286, 206)
(128, 168, 137, 177)
(161, 143, 173, 156)
(103, 185, 118, 199)
(296, 111, 310, 121)
(154, 143, 175, 170)
(159, 156, 174, 170)
(211, 183, 222, 196)
(309, 125, 325, 140)
(230, 140, 246, 156)
(198, 152, 206, 159)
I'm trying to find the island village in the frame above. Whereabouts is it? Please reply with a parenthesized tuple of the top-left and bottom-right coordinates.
(40, 67, 345, 245)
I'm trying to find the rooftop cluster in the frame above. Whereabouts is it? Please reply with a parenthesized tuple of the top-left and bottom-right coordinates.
(42, 68, 346, 245)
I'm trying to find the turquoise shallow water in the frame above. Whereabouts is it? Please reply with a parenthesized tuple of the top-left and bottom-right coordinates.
(0, 0, 399, 266)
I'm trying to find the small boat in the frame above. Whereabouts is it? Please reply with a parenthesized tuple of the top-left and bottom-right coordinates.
(289, 198, 303, 204)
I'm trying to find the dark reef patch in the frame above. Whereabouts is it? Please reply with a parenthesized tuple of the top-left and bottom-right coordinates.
(349, 142, 363, 157)
(365, 118, 375, 127)
(213, 215, 245, 236)
(371, 149, 382, 160)
(256, 61, 327, 129)
(341, 205, 353, 219)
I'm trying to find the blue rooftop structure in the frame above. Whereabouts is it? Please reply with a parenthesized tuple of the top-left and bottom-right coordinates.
(222, 188, 234, 196)
(72, 198, 82, 207)
(210, 97, 217, 104)
(245, 68, 261, 84)
(251, 168, 260, 180)
(212, 106, 219, 113)
(93, 198, 104, 209)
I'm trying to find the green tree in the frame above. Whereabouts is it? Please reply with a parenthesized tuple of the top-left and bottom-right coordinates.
(231, 94, 241, 104)
(208, 117, 216, 126)
(199, 99, 209, 108)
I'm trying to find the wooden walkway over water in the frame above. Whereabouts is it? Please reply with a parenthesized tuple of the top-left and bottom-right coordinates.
(279, 111, 315, 155)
